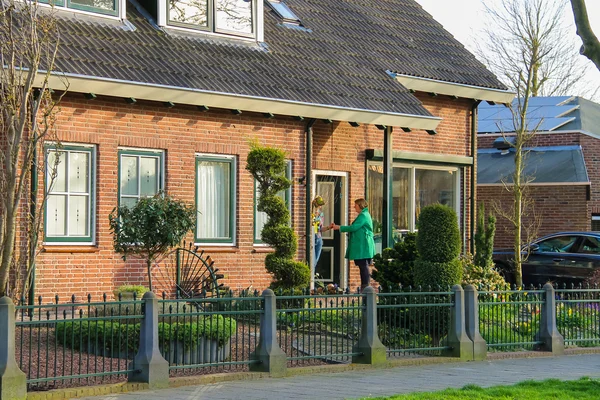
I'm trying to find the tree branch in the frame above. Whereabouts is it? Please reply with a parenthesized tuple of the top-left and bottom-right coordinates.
(570, 0, 600, 70)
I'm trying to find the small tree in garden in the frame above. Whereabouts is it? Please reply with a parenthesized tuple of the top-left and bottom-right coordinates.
(474, 203, 496, 272)
(108, 192, 196, 291)
(413, 204, 462, 289)
(245, 142, 310, 291)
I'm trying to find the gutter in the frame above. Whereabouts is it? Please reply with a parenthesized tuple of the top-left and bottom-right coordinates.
(470, 100, 481, 252)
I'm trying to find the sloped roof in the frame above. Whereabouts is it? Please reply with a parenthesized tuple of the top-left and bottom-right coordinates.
(478, 96, 600, 135)
(48, 0, 507, 121)
(478, 145, 589, 185)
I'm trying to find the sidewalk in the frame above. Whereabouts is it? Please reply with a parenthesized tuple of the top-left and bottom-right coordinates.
(80, 354, 600, 400)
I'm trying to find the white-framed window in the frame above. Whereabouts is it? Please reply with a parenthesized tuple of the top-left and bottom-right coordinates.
(118, 149, 164, 208)
(254, 160, 292, 244)
(162, 0, 262, 40)
(44, 144, 96, 244)
(592, 215, 600, 232)
(367, 161, 460, 251)
(195, 154, 236, 245)
(40, 0, 125, 18)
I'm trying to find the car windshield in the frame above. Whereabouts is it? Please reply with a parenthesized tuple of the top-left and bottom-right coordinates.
(537, 236, 578, 253)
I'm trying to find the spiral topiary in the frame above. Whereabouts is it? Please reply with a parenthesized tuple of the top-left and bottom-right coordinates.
(246, 141, 310, 291)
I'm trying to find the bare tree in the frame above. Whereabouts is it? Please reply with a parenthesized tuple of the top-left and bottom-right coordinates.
(570, 0, 600, 70)
(477, 0, 595, 99)
(477, 0, 567, 287)
(0, 0, 65, 298)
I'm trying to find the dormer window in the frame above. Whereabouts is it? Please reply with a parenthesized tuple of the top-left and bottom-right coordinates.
(41, 0, 122, 17)
(166, 0, 256, 38)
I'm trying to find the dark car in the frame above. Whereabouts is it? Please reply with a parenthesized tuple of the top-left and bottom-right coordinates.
(493, 232, 600, 286)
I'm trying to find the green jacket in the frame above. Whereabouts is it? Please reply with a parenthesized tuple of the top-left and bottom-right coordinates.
(340, 208, 375, 260)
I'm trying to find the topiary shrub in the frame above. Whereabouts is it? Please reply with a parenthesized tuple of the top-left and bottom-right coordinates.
(474, 203, 496, 272)
(413, 204, 462, 289)
(372, 232, 418, 291)
(113, 285, 148, 300)
(246, 142, 310, 291)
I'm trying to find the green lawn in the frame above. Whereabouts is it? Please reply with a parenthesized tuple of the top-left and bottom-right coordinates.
(358, 378, 600, 399)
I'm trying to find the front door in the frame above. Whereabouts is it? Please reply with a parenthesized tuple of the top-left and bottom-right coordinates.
(314, 174, 344, 288)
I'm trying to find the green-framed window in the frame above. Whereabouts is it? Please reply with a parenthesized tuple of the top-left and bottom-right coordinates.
(40, 0, 119, 17)
(367, 161, 460, 253)
(253, 160, 292, 244)
(118, 149, 164, 208)
(167, 0, 255, 38)
(44, 144, 95, 244)
(195, 154, 236, 245)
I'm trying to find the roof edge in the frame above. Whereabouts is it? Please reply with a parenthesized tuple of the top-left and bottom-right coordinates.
(392, 73, 515, 104)
(36, 71, 442, 130)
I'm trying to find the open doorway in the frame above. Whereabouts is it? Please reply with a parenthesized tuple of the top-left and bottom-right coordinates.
(312, 170, 348, 290)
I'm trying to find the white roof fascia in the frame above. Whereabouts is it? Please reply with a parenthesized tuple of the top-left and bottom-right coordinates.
(37, 72, 442, 130)
(394, 73, 515, 104)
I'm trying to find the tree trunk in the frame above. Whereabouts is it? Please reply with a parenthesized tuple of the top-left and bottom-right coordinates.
(147, 258, 153, 292)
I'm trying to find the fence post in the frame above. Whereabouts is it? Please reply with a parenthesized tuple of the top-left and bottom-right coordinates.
(538, 283, 564, 355)
(250, 289, 287, 377)
(0, 296, 27, 400)
(128, 292, 169, 388)
(352, 286, 387, 364)
(464, 285, 487, 361)
(444, 285, 473, 360)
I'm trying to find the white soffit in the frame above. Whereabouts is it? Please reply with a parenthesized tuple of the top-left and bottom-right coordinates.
(394, 74, 515, 104)
(39, 72, 442, 130)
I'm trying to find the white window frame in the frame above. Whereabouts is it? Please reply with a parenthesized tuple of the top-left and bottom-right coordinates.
(44, 143, 96, 245)
(195, 153, 237, 246)
(38, 0, 126, 19)
(118, 148, 165, 207)
(158, 0, 264, 41)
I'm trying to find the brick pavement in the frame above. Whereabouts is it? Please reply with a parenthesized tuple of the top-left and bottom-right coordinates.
(78, 354, 600, 400)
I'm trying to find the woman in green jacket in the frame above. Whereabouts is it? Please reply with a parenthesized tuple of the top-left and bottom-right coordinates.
(332, 198, 375, 291)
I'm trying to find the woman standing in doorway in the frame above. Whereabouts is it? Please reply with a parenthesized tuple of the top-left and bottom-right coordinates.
(332, 198, 375, 291)
(311, 195, 332, 269)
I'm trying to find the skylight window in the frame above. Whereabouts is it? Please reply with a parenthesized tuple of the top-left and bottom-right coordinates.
(266, 0, 301, 25)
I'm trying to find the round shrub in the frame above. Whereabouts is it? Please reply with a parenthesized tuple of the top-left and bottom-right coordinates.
(372, 232, 418, 290)
(413, 259, 463, 290)
(416, 204, 460, 263)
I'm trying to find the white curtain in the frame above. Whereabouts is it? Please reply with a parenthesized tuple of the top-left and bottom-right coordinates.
(197, 161, 230, 239)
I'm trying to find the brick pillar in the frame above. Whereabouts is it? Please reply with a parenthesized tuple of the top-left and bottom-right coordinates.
(128, 292, 169, 388)
(537, 283, 564, 355)
(444, 285, 473, 360)
(352, 286, 387, 364)
(0, 296, 27, 400)
(250, 289, 287, 377)
(464, 285, 487, 360)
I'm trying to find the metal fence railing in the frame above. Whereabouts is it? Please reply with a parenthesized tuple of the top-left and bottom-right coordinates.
(377, 288, 454, 357)
(15, 294, 143, 391)
(556, 287, 600, 348)
(478, 289, 544, 351)
(275, 290, 363, 366)
(158, 291, 263, 375)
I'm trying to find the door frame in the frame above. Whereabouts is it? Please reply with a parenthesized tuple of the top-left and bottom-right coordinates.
(312, 169, 348, 289)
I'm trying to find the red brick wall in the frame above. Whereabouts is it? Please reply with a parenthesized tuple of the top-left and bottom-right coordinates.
(478, 185, 590, 248)
(478, 131, 595, 248)
(22, 93, 475, 299)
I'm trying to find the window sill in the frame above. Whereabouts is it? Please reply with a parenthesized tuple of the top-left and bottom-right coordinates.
(252, 247, 275, 254)
(42, 245, 99, 253)
(195, 247, 239, 253)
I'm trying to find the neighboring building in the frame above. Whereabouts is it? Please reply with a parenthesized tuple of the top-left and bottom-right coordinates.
(478, 96, 600, 248)
(12, 0, 513, 298)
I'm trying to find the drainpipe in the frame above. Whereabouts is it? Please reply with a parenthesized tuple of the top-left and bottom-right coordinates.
(470, 101, 482, 253)
(305, 119, 316, 287)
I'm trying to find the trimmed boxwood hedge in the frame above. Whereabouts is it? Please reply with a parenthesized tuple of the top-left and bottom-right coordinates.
(55, 315, 236, 354)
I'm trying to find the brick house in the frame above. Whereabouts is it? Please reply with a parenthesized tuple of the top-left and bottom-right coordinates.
(11, 0, 513, 299)
(478, 96, 600, 248)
